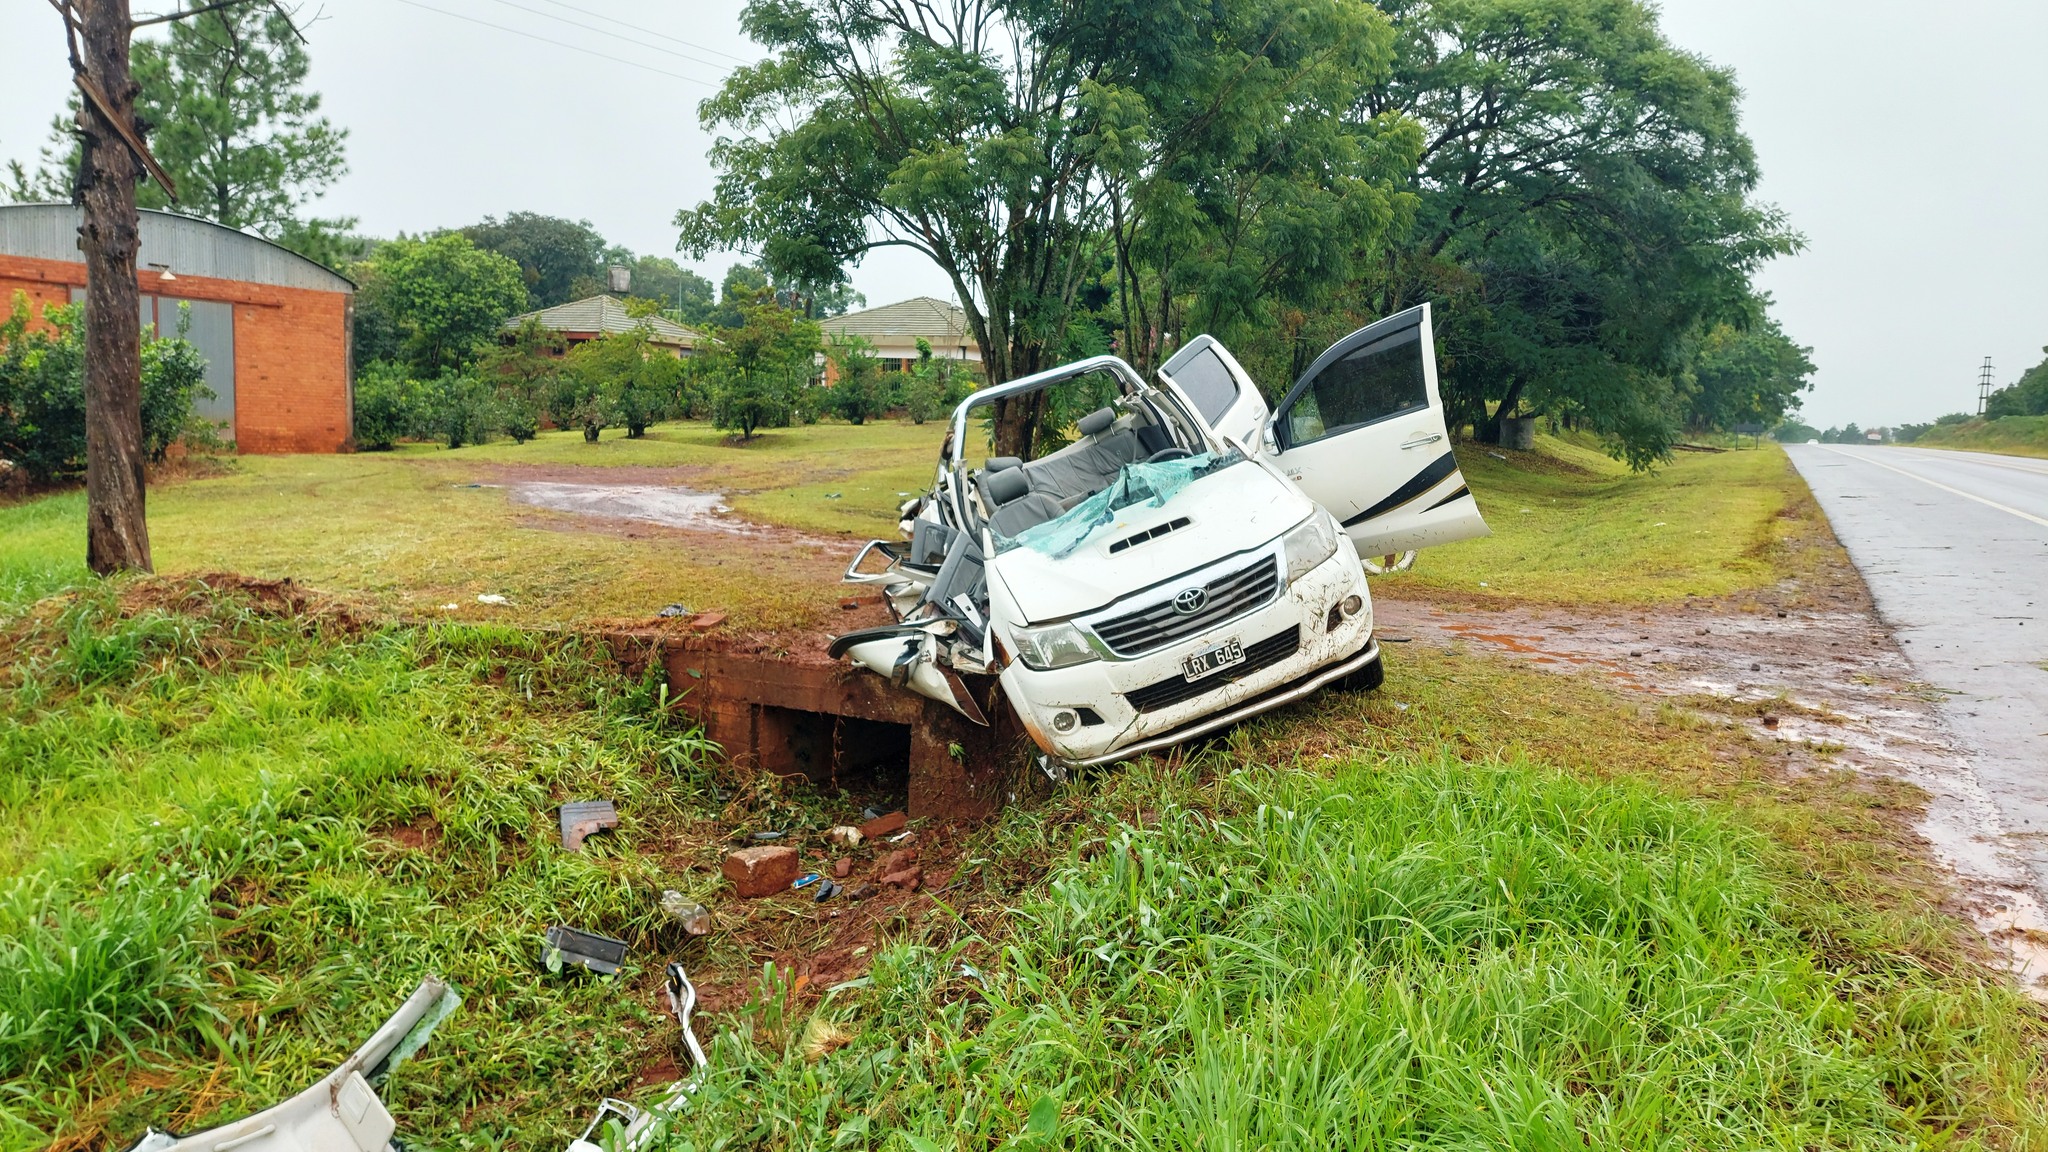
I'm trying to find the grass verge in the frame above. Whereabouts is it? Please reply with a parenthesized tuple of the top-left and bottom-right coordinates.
(4, 581, 2043, 1150)
(1912, 415, 2048, 461)
(1373, 434, 1827, 606)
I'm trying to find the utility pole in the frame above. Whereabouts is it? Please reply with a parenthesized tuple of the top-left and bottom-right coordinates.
(1978, 356, 1995, 416)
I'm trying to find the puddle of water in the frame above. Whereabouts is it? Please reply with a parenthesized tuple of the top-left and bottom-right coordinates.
(509, 482, 751, 533)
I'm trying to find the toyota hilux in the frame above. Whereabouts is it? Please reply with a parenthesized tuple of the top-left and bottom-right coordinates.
(830, 303, 1489, 770)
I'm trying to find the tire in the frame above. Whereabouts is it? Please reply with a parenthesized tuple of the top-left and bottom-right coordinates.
(1334, 651, 1385, 694)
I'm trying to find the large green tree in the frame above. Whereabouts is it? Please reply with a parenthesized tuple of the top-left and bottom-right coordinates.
(680, 0, 1413, 457)
(1362, 0, 1800, 466)
(352, 234, 527, 379)
(1681, 307, 1815, 433)
(1985, 347, 2048, 418)
(463, 213, 608, 308)
(702, 286, 821, 439)
(9, 4, 351, 250)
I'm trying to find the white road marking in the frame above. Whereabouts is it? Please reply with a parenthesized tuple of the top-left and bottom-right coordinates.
(1821, 447, 2048, 530)
(1889, 446, 2048, 478)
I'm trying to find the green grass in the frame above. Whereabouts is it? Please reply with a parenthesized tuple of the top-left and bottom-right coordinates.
(1374, 434, 1822, 605)
(0, 419, 943, 631)
(1912, 415, 2048, 461)
(4, 580, 2043, 1150)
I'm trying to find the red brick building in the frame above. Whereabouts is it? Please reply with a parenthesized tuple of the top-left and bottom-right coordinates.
(0, 203, 356, 454)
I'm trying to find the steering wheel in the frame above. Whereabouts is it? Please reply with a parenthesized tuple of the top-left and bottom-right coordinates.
(1145, 447, 1191, 464)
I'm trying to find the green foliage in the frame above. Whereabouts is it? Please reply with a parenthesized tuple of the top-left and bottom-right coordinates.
(1365, 0, 1800, 468)
(557, 327, 686, 440)
(670, 268, 718, 327)
(418, 372, 497, 449)
(682, 0, 1412, 455)
(702, 287, 821, 439)
(349, 361, 420, 451)
(824, 336, 887, 424)
(480, 317, 565, 443)
(351, 234, 528, 379)
(1774, 420, 1821, 443)
(1985, 346, 2048, 418)
(463, 213, 608, 308)
(10, 4, 350, 250)
(1683, 310, 1817, 433)
(0, 294, 216, 483)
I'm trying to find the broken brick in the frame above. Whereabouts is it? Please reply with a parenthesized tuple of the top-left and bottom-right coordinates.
(877, 848, 919, 876)
(858, 811, 907, 839)
(689, 611, 728, 632)
(833, 857, 852, 879)
(723, 845, 799, 898)
(879, 865, 922, 890)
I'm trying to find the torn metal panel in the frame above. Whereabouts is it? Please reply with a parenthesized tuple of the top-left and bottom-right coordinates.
(564, 964, 708, 1152)
(559, 800, 620, 851)
(119, 977, 460, 1152)
(544, 925, 629, 975)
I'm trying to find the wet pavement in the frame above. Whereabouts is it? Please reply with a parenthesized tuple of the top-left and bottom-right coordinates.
(508, 481, 752, 533)
(1785, 444, 2048, 903)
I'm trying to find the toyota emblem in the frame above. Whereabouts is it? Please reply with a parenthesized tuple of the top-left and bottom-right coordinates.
(1172, 587, 1208, 615)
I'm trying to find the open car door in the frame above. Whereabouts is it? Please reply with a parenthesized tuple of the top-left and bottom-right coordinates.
(1267, 304, 1489, 557)
(1158, 335, 1270, 449)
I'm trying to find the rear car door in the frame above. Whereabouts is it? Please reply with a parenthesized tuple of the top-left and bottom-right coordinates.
(1267, 304, 1489, 556)
(1158, 336, 1270, 448)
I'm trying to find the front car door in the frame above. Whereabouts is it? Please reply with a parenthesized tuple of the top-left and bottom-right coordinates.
(1157, 335, 1270, 449)
(1268, 304, 1489, 556)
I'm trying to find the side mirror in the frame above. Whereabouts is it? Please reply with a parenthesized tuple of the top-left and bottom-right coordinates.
(1260, 422, 1280, 458)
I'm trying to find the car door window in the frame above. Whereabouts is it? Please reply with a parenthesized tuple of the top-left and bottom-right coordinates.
(1163, 346, 1240, 426)
(1282, 327, 1427, 449)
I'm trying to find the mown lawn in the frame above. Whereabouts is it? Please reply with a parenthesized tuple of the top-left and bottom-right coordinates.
(1375, 433, 1824, 605)
(1, 420, 944, 632)
(5, 580, 2047, 1147)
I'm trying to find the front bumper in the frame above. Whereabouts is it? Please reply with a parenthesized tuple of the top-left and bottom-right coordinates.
(998, 545, 1373, 762)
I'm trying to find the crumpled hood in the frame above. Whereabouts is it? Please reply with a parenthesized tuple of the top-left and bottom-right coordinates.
(988, 459, 1311, 624)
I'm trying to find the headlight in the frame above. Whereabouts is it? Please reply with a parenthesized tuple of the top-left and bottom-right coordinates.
(1010, 622, 1098, 671)
(1281, 512, 1340, 583)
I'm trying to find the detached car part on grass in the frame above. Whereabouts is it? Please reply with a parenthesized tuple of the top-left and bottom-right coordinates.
(564, 963, 710, 1152)
(838, 304, 1490, 769)
(120, 977, 461, 1152)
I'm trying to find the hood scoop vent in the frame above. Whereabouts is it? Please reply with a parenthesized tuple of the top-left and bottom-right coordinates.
(1108, 516, 1191, 555)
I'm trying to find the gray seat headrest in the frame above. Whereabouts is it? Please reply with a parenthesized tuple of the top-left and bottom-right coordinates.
(985, 456, 1023, 472)
(985, 466, 1031, 506)
(1077, 407, 1116, 438)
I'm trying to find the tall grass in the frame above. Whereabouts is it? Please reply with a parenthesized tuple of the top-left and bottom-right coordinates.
(671, 758, 2048, 1148)
(0, 872, 211, 1080)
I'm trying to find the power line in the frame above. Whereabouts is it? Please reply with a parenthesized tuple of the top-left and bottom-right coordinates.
(478, 0, 742, 74)
(525, 0, 758, 65)
(389, 0, 722, 89)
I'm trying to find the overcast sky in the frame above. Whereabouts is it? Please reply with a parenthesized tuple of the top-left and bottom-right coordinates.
(4, 0, 2043, 427)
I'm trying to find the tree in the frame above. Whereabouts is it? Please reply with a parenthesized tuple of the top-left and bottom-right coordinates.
(1361, 0, 1800, 467)
(1985, 347, 2048, 418)
(702, 286, 820, 440)
(672, 268, 717, 327)
(129, 5, 348, 235)
(825, 336, 887, 424)
(681, 0, 1413, 458)
(562, 325, 684, 439)
(463, 213, 608, 308)
(479, 316, 564, 442)
(352, 233, 528, 379)
(1683, 310, 1816, 433)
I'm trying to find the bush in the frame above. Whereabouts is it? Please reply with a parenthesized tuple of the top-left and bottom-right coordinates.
(825, 336, 887, 424)
(0, 293, 217, 482)
(351, 360, 420, 450)
(418, 372, 497, 449)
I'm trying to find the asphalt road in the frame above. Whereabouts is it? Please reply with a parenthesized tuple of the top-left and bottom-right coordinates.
(1785, 444, 2048, 893)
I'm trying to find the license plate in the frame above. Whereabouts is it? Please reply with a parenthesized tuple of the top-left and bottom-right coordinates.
(1182, 637, 1245, 682)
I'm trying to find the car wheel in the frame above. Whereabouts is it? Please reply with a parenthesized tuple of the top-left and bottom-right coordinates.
(1336, 652, 1385, 693)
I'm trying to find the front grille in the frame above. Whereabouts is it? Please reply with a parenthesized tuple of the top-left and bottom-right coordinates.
(1124, 626, 1301, 713)
(1089, 553, 1281, 656)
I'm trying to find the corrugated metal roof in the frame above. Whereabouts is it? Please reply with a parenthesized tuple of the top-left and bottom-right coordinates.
(822, 296, 976, 348)
(504, 294, 702, 346)
(0, 202, 355, 292)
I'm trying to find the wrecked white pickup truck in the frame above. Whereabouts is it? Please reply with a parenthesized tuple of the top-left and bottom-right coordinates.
(833, 303, 1488, 769)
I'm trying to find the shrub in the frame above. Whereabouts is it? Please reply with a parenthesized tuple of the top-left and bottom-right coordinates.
(0, 293, 218, 482)
(825, 336, 887, 424)
(351, 360, 420, 451)
(418, 372, 497, 449)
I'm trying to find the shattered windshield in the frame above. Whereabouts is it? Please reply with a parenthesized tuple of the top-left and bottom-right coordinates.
(995, 451, 1244, 559)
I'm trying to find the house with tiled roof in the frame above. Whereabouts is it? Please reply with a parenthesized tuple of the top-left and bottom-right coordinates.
(820, 296, 981, 373)
(501, 294, 702, 357)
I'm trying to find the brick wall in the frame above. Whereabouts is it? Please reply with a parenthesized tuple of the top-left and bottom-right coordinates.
(0, 252, 352, 454)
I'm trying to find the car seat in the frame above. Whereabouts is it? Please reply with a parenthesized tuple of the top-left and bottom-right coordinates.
(985, 464, 1067, 538)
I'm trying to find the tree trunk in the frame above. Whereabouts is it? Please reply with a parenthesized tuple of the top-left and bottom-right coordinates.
(1475, 378, 1526, 446)
(991, 393, 1042, 460)
(77, 0, 153, 575)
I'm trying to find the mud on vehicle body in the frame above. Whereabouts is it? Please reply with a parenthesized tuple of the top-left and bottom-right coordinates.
(834, 304, 1489, 770)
